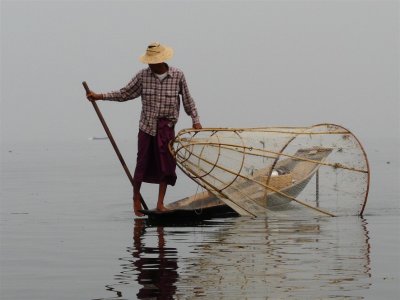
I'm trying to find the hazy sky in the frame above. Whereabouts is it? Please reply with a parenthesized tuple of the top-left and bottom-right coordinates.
(1, 0, 399, 145)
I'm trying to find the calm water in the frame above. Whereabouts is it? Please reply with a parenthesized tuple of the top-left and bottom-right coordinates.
(1, 138, 399, 299)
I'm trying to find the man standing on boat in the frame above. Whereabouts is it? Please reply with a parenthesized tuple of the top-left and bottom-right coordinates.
(86, 42, 202, 216)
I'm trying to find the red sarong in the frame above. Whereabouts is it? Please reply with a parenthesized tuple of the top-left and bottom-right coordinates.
(133, 119, 177, 186)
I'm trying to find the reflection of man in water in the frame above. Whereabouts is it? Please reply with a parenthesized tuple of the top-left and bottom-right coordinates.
(133, 219, 178, 299)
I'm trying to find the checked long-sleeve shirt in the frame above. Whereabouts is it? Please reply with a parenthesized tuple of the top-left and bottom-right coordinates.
(102, 66, 200, 136)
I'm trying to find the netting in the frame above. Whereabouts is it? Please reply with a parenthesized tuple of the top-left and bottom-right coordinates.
(169, 124, 370, 217)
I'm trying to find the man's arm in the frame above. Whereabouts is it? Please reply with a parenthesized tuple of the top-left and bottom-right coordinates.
(86, 72, 142, 103)
(180, 74, 202, 129)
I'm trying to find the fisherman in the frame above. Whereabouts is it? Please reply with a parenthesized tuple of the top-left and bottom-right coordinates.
(86, 42, 202, 216)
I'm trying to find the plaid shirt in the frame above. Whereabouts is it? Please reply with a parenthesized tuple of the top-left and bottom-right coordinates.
(102, 66, 200, 136)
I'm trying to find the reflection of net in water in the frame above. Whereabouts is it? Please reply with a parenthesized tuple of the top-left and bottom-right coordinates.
(174, 216, 371, 299)
(170, 124, 370, 217)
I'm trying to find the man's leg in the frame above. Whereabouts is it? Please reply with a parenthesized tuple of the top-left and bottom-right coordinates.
(133, 130, 150, 217)
(133, 180, 144, 217)
(156, 181, 168, 211)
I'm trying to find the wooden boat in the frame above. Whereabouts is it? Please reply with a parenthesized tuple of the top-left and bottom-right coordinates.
(140, 147, 332, 222)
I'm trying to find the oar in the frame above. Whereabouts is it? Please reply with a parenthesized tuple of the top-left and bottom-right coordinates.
(82, 81, 148, 210)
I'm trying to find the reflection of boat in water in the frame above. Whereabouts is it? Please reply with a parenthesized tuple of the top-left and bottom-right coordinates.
(96, 216, 371, 299)
(141, 148, 332, 222)
(97, 214, 370, 300)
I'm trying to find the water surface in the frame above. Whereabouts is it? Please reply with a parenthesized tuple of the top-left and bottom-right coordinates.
(1, 138, 399, 299)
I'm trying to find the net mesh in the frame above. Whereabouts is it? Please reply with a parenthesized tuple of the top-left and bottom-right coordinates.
(170, 124, 370, 217)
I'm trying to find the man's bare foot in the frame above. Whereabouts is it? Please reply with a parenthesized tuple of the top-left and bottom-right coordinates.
(133, 199, 144, 217)
(134, 210, 144, 217)
(156, 205, 169, 212)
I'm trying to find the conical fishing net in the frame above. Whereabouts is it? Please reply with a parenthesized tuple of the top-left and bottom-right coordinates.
(170, 124, 369, 217)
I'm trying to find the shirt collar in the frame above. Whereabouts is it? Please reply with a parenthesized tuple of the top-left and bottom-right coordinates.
(148, 63, 175, 79)
(165, 64, 174, 78)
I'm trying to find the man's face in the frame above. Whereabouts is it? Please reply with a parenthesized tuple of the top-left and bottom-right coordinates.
(149, 63, 166, 74)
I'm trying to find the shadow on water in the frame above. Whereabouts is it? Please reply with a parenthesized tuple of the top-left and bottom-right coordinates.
(95, 216, 372, 299)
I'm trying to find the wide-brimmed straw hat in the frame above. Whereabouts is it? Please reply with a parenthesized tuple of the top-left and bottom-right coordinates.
(139, 42, 174, 64)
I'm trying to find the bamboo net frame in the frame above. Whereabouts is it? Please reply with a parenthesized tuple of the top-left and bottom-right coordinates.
(170, 124, 370, 217)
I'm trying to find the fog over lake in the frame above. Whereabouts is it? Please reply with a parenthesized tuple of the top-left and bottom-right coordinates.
(2, 0, 399, 143)
(1, 1, 399, 299)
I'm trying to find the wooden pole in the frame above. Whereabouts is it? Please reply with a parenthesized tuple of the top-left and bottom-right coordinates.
(82, 81, 148, 210)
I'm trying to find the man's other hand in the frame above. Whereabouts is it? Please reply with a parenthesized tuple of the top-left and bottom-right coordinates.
(193, 123, 202, 130)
